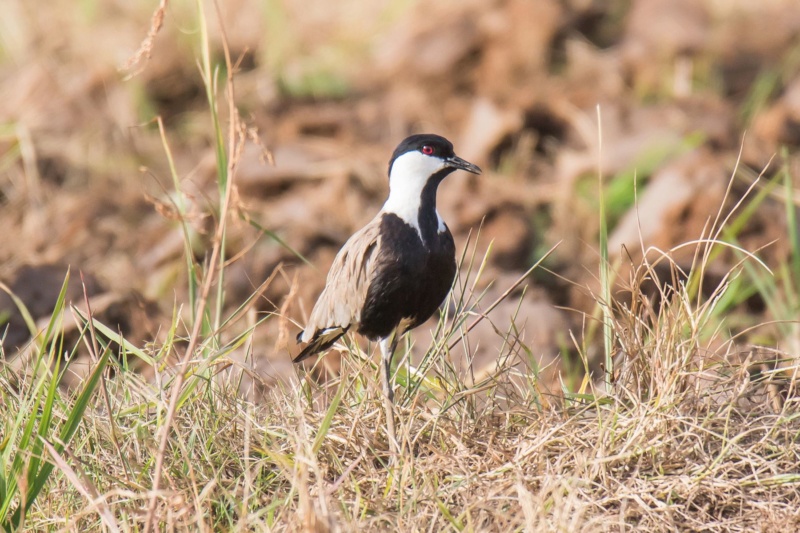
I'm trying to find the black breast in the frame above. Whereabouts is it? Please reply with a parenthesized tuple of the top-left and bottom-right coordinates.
(358, 213, 456, 341)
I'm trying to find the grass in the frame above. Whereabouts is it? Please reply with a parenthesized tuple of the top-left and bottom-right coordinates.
(1, 151, 798, 531)
(3, 262, 799, 530)
(0, 272, 111, 531)
(1, 2, 799, 532)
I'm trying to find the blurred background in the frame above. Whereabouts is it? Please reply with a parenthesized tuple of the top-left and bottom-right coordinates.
(1, 0, 799, 392)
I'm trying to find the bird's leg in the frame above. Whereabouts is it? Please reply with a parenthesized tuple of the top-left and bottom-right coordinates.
(379, 334, 399, 452)
(380, 335, 397, 402)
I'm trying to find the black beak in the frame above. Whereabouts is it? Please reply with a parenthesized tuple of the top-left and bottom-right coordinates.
(446, 155, 482, 175)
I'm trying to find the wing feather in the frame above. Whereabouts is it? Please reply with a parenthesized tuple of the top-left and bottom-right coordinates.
(295, 216, 383, 360)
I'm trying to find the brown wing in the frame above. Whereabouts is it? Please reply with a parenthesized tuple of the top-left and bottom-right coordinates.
(294, 216, 382, 362)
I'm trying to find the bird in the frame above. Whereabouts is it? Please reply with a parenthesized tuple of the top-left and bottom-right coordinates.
(293, 133, 481, 448)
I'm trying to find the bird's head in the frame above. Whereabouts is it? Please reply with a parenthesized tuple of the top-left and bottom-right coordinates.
(382, 134, 481, 234)
(387, 134, 481, 185)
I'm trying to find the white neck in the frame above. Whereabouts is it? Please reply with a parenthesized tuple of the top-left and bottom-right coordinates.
(381, 151, 447, 236)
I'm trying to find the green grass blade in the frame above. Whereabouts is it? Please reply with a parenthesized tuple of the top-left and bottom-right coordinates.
(24, 355, 61, 492)
(37, 271, 70, 353)
(783, 147, 800, 277)
(312, 377, 345, 454)
(21, 347, 112, 520)
(435, 498, 464, 530)
(0, 283, 38, 342)
(2, 272, 74, 528)
(156, 117, 199, 323)
(597, 105, 613, 390)
(71, 305, 154, 366)
(243, 214, 313, 267)
(0, 273, 70, 525)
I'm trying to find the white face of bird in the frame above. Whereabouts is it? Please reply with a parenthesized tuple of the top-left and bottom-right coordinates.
(382, 150, 448, 234)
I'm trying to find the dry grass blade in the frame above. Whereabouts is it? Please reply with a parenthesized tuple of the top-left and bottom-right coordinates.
(143, 252, 224, 531)
(143, 3, 242, 530)
(447, 241, 560, 352)
(122, 0, 168, 77)
(76, 272, 131, 485)
(41, 439, 121, 533)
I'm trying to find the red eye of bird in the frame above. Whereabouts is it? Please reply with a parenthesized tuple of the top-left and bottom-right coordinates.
(421, 145, 434, 155)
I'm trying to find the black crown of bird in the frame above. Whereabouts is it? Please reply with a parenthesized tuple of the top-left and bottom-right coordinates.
(293, 133, 481, 447)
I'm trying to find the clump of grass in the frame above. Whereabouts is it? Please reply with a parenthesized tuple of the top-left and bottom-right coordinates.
(9, 172, 799, 531)
(3, 229, 800, 531)
(8, 247, 799, 531)
(0, 272, 111, 532)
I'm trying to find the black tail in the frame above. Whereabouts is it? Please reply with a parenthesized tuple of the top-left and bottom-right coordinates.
(293, 327, 348, 363)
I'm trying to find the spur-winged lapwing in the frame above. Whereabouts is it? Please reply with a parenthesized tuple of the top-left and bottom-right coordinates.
(294, 134, 481, 447)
